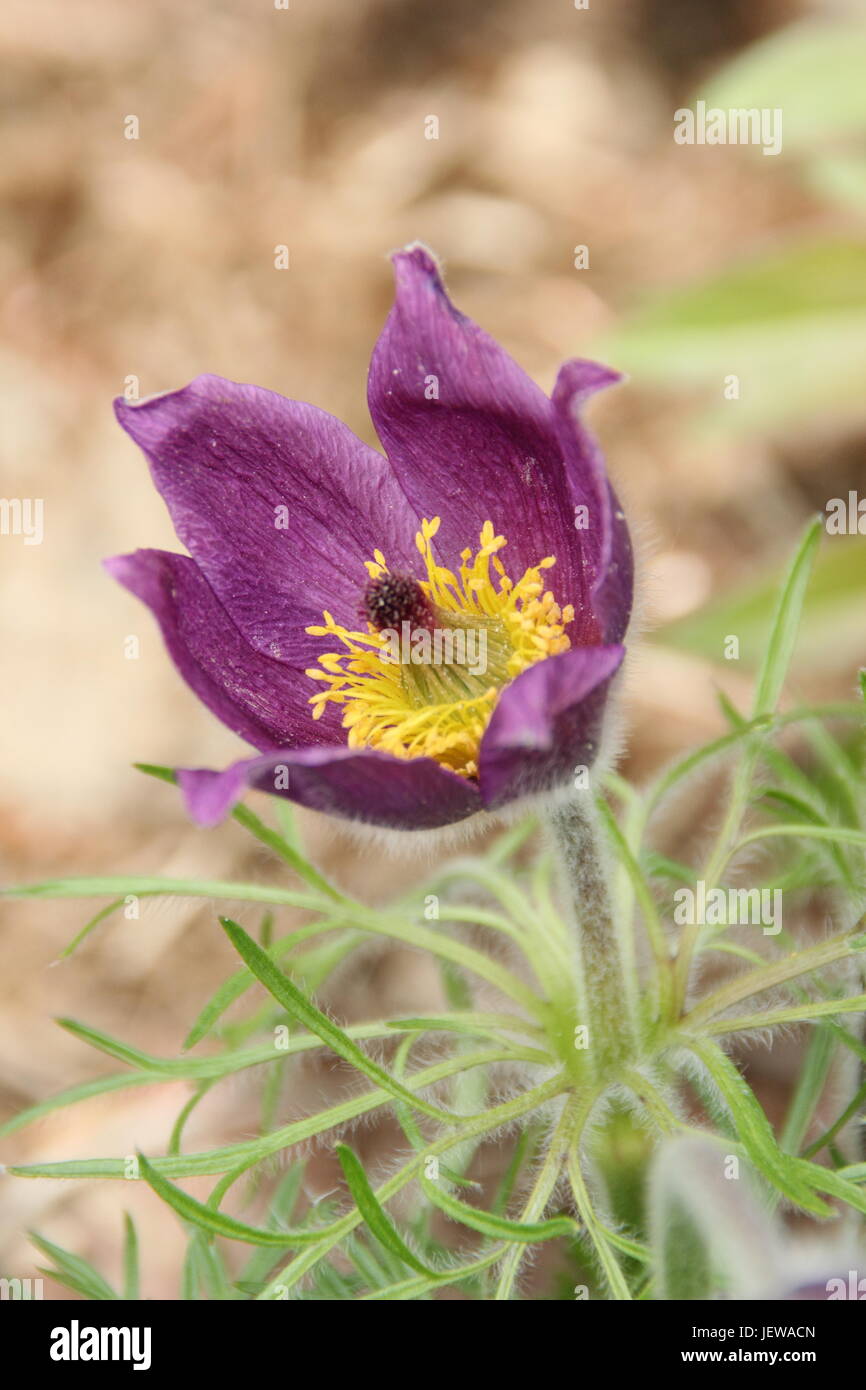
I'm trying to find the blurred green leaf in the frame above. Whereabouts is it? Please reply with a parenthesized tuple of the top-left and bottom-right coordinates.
(752, 517, 822, 716)
(30, 1232, 118, 1301)
(658, 534, 866, 680)
(180, 1232, 238, 1301)
(655, 1195, 712, 1300)
(596, 241, 866, 433)
(122, 1214, 140, 1301)
(805, 155, 866, 214)
(702, 19, 866, 153)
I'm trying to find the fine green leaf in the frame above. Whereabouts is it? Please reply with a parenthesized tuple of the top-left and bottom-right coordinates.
(122, 1214, 140, 1301)
(182, 921, 347, 1050)
(803, 1078, 866, 1161)
(362, 1248, 506, 1301)
(10, 1051, 511, 1181)
(707, 994, 866, 1036)
(793, 1157, 866, 1217)
(687, 1040, 830, 1216)
(56, 1014, 440, 1081)
(136, 1153, 334, 1248)
(336, 1144, 434, 1277)
(30, 1232, 118, 1301)
(134, 762, 341, 901)
(219, 916, 477, 1124)
(753, 516, 822, 719)
(0, 1072, 157, 1139)
(421, 1175, 578, 1243)
(5, 875, 331, 912)
(780, 1026, 839, 1156)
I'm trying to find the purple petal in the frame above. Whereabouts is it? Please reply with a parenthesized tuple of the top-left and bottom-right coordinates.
(478, 644, 625, 808)
(114, 375, 419, 665)
(367, 246, 596, 632)
(551, 362, 633, 643)
(591, 487, 632, 645)
(105, 550, 341, 749)
(178, 745, 483, 830)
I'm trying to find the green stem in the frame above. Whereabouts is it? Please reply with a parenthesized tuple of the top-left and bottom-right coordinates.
(682, 919, 865, 1029)
(621, 1068, 684, 1136)
(546, 796, 635, 1072)
(673, 748, 759, 1011)
(493, 1093, 584, 1301)
(257, 1074, 568, 1298)
(567, 1144, 632, 1300)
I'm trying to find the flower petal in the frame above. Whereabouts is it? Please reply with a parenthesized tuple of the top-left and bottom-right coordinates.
(551, 361, 633, 643)
(367, 246, 595, 630)
(114, 375, 419, 664)
(105, 549, 341, 749)
(178, 746, 483, 830)
(477, 644, 625, 808)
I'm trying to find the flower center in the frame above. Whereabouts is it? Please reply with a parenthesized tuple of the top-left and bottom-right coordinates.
(361, 571, 436, 634)
(305, 517, 574, 779)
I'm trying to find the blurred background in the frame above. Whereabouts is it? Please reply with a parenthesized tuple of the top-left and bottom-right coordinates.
(1, 0, 865, 1297)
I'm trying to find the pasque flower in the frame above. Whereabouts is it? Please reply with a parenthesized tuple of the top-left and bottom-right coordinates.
(107, 246, 632, 831)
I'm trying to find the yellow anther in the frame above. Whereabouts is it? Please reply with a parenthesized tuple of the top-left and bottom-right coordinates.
(305, 518, 574, 778)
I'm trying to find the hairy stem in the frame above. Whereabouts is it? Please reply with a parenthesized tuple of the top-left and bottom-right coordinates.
(493, 1093, 583, 1301)
(547, 795, 635, 1072)
(257, 1074, 568, 1298)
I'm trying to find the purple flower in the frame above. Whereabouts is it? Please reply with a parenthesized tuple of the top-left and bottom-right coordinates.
(106, 246, 632, 832)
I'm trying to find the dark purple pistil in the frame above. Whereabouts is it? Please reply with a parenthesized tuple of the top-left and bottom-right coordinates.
(361, 571, 436, 633)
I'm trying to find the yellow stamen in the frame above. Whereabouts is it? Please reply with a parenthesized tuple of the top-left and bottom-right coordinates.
(305, 518, 574, 778)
